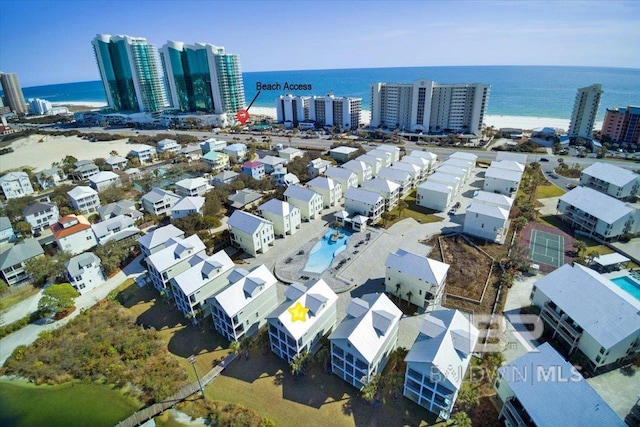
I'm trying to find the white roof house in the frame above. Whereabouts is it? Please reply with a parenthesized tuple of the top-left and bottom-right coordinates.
(361, 178, 400, 209)
(278, 147, 304, 163)
(404, 309, 479, 420)
(146, 234, 207, 293)
(65, 252, 106, 295)
(228, 210, 275, 256)
(210, 264, 280, 342)
(416, 181, 454, 211)
(440, 158, 473, 179)
(98, 200, 142, 221)
(156, 138, 180, 153)
(128, 144, 156, 163)
(91, 214, 140, 245)
(284, 185, 323, 221)
(580, 162, 639, 199)
(464, 202, 510, 244)
(342, 160, 372, 184)
(376, 167, 413, 196)
(449, 151, 477, 163)
(435, 165, 467, 183)
(88, 171, 121, 192)
(330, 146, 359, 163)
(400, 156, 430, 175)
(366, 149, 393, 168)
(409, 150, 437, 165)
(141, 187, 180, 216)
(223, 143, 248, 163)
(356, 154, 383, 176)
(376, 144, 402, 163)
(267, 279, 338, 362)
(344, 187, 385, 222)
(531, 263, 640, 372)
(105, 155, 128, 170)
(136, 224, 185, 257)
(170, 250, 235, 322)
(170, 196, 205, 220)
(258, 199, 301, 238)
(307, 176, 342, 208)
(495, 151, 527, 164)
(390, 162, 421, 181)
(385, 248, 449, 309)
(490, 159, 525, 172)
(324, 166, 359, 190)
(496, 343, 625, 427)
(174, 177, 209, 197)
(259, 155, 285, 173)
(329, 293, 402, 388)
(427, 173, 461, 194)
(483, 167, 522, 196)
(472, 190, 514, 210)
(308, 158, 332, 178)
(67, 186, 101, 214)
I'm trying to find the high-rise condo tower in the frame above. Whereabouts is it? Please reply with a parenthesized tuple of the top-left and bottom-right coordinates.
(0, 73, 28, 115)
(568, 83, 602, 138)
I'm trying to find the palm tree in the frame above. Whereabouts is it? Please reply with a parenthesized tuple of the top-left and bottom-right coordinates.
(456, 383, 478, 412)
(230, 340, 241, 354)
(449, 411, 472, 427)
(406, 291, 413, 309)
(383, 370, 404, 399)
(240, 336, 251, 360)
(573, 240, 587, 258)
(315, 346, 330, 373)
(381, 211, 392, 227)
(397, 199, 408, 218)
(395, 283, 402, 304)
(290, 351, 310, 377)
(360, 374, 381, 404)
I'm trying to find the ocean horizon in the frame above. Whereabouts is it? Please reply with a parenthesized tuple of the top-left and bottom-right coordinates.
(16, 65, 640, 122)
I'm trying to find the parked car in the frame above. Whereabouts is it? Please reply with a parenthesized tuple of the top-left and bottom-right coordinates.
(567, 183, 577, 189)
(540, 157, 549, 162)
(448, 208, 456, 215)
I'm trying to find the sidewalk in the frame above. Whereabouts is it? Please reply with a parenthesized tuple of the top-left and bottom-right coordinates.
(0, 288, 43, 326)
(0, 254, 146, 366)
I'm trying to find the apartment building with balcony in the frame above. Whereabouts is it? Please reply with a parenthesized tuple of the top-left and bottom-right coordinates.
(258, 199, 301, 238)
(284, 185, 323, 221)
(129, 144, 157, 163)
(66, 252, 106, 295)
(0, 171, 34, 200)
(530, 263, 640, 373)
(146, 235, 206, 294)
(376, 168, 413, 197)
(67, 186, 101, 215)
(0, 238, 44, 285)
(307, 176, 342, 208)
(344, 187, 385, 222)
(579, 162, 639, 200)
(141, 187, 180, 216)
(50, 215, 97, 255)
(341, 160, 372, 185)
(228, 210, 274, 256)
(601, 105, 640, 145)
(23, 201, 59, 234)
(324, 166, 359, 192)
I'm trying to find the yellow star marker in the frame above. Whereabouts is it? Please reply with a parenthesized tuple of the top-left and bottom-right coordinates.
(288, 301, 309, 322)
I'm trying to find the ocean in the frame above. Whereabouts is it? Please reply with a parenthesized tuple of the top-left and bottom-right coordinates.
(19, 66, 640, 122)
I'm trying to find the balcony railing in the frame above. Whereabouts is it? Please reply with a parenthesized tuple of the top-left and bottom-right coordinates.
(501, 397, 536, 427)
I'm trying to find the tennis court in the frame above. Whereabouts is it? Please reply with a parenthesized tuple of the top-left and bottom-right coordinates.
(529, 229, 564, 268)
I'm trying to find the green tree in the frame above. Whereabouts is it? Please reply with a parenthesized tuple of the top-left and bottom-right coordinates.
(258, 418, 277, 427)
(573, 240, 587, 258)
(406, 290, 413, 307)
(482, 352, 505, 383)
(0, 278, 8, 294)
(456, 383, 478, 412)
(315, 346, 330, 372)
(290, 351, 311, 377)
(380, 211, 393, 227)
(360, 374, 381, 404)
(397, 199, 408, 218)
(229, 340, 241, 354)
(383, 370, 403, 399)
(395, 283, 402, 303)
(14, 221, 31, 236)
(449, 410, 472, 427)
(23, 255, 56, 286)
(37, 283, 78, 318)
(512, 216, 528, 232)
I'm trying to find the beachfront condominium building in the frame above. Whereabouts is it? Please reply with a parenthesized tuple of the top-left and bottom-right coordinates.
(277, 94, 362, 130)
(579, 162, 639, 200)
(0, 73, 27, 115)
(0, 171, 34, 200)
(160, 41, 245, 115)
(370, 79, 489, 135)
(568, 83, 602, 138)
(92, 34, 168, 113)
(601, 105, 640, 145)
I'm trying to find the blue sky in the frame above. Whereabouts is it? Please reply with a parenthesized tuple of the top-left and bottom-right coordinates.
(1, 0, 639, 87)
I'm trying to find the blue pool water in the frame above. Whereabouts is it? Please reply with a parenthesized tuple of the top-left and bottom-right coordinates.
(303, 229, 352, 274)
(610, 276, 640, 301)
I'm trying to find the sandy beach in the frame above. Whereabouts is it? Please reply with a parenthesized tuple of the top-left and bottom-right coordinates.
(0, 134, 133, 173)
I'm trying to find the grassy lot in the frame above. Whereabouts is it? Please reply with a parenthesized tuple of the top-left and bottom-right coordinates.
(0, 379, 140, 427)
(536, 184, 566, 199)
(0, 284, 40, 312)
(385, 189, 443, 228)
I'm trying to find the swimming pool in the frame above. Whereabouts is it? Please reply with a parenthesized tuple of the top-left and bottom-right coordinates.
(610, 276, 640, 301)
(303, 229, 352, 274)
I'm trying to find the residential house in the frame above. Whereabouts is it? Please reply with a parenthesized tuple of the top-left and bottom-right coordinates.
(228, 210, 275, 256)
(260, 155, 286, 174)
(324, 166, 359, 191)
(278, 147, 304, 163)
(416, 181, 453, 212)
(284, 185, 323, 221)
(137, 224, 185, 258)
(307, 176, 343, 208)
(227, 189, 263, 210)
(174, 177, 208, 197)
(98, 200, 142, 221)
(361, 178, 400, 209)
(141, 187, 180, 216)
(385, 248, 449, 310)
(390, 162, 422, 183)
(91, 214, 140, 245)
(356, 154, 382, 176)
(67, 186, 101, 215)
(404, 309, 479, 420)
(435, 165, 467, 184)
(377, 144, 402, 163)
(557, 186, 638, 240)
(0, 238, 44, 285)
(203, 151, 230, 171)
(376, 168, 413, 197)
(531, 263, 640, 373)
(0, 171, 34, 199)
(66, 252, 106, 295)
(105, 155, 128, 171)
(440, 158, 472, 179)
(329, 293, 402, 388)
(427, 173, 461, 195)
(0, 216, 15, 243)
(268, 279, 338, 362)
(259, 199, 301, 237)
(409, 150, 437, 170)
(156, 138, 180, 154)
(171, 196, 205, 220)
(72, 160, 99, 180)
(276, 173, 301, 188)
(241, 161, 266, 180)
(489, 159, 525, 174)
(171, 250, 235, 322)
(495, 342, 624, 427)
(495, 151, 527, 164)
(580, 162, 639, 200)
(146, 234, 207, 293)
(223, 143, 248, 163)
(344, 187, 385, 222)
(449, 151, 478, 164)
(211, 170, 239, 187)
(342, 160, 372, 184)
(472, 190, 515, 210)
(210, 264, 280, 342)
(400, 156, 430, 180)
(88, 171, 121, 192)
(179, 144, 203, 161)
(200, 138, 227, 154)
(50, 215, 97, 255)
(366, 149, 393, 168)
(128, 144, 156, 163)
(484, 166, 522, 196)
(23, 201, 59, 234)
(308, 158, 332, 178)
(463, 202, 510, 244)
(330, 146, 359, 163)
(36, 167, 62, 189)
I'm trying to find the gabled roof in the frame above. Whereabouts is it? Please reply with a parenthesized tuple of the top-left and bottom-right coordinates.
(342, 160, 370, 173)
(98, 200, 141, 219)
(50, 215, 92, 239)
(409, 150, 437, 161)
(559, 186, 632, 224)
(490, 160, 525, 172)
(157, 138, 178, 148)
(259, 199, 298, 217)
(67, 186, 97, 199)
(141, 187, 179, 204)
(449, 151, 478, 162)
(179, 144, 202, 154)
(484, 167, 523, 182)
(91, 214, 137, 239)
(128, 143, 156, 153)
(385, 248, 449, 286)
(325, 166, 357, 181)
(203, 151, 228, 161)
(0, 216, 11, 231)
(417, 180, 452, 194)
(228, 210, 272, 235)
(171, 196, 205, 212)
(428, 173, 460, 186)
(367, 149, 392, 161)
(89, 171, 119, 184)
(213, 264, 277, 317)
(212, 170, 239, 182)
(581, 162, 639, 187)
(242, 161, 264, 169)
(362, 178, 400, 193)
(137, 224, 185, 251)
(260, 155, 285, 166)
(390, 162, 420, 175)
(356, 154, 382, 165)
(466, 202, 509, 220)
(307, 176, 339, 191)
(495, 152, 527, 164)
(279, 147, 303, 155)
(268, 278, 338, 340)
(284, 185, 321, 203)
(37, 167, 62, 178)
(534, 264, 640, 347)
(175, 177, 207, 190)
(329, 293, 402, 364)
(472, 190, 514, 209)
(66, 252, 101, 278)
(227, 189, 262, 208)
(377, 167, 411, 183)
(0, 171, 29, 182)
(377, 144, 401, 154)
(146, 234, 206, 272)
(330, 146, 359, 155)
(405, 309, 479, 392)
(224, 143, 247, 152)
(106, 155, 128, 165)
(344, 187, 384, 205)
(0, 238, 44, 269)
(172, 250, 234, 296)
(23, 201, 57, 217)
(401, 156, 429, 168)
(498, 343, 624, 427)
